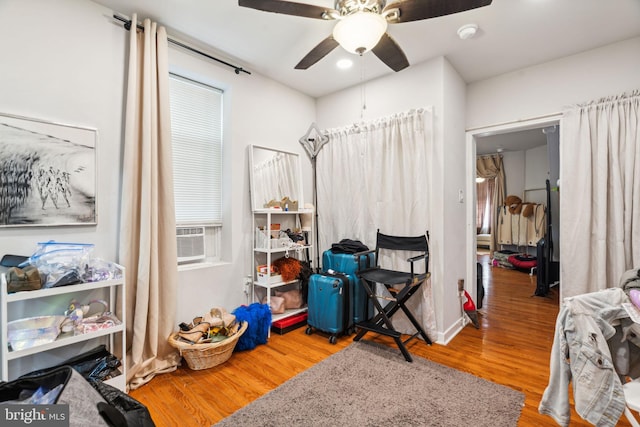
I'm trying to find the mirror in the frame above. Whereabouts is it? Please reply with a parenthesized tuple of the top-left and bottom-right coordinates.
(249, 145, 304, 211)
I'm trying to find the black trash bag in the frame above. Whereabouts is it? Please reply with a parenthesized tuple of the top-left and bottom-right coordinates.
(90, 379, 156, 427)
(22, 345, 121, 382)
(65, 346, 121, 382)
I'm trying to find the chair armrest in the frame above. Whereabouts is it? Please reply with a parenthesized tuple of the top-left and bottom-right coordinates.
(353, 249, 375, 258)
(406, 253, 426, 263)
(353, 249, 376, 271)
(406, 253, 427, 279)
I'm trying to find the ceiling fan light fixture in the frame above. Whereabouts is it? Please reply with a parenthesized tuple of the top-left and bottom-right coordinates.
(332, 12, 388, 55)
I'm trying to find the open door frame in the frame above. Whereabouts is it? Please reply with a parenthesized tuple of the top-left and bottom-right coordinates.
(464, 114, 562, 306)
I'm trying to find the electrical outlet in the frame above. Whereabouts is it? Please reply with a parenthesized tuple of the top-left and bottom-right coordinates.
(243, 276, 252, 296)
(458, 189, 464, 203)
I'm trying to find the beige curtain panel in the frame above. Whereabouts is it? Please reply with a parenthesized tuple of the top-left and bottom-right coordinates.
(560, 90, 640, 299)
(118, 14, 181, 390)
(476, 154, 506, 254)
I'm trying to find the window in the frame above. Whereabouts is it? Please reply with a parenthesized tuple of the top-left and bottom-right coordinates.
(169, 74, 223, 263)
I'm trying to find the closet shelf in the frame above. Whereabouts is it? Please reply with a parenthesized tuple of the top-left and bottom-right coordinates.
(6, 279, 123, 302)
(253, 244, 311, 254)
(7, 324, 125, 360)
(272, 307, 307, 323)
(1, 265, 127, 390)
(252, 209, 312, 333)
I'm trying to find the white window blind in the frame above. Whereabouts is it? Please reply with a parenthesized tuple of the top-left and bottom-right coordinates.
(169, 74, 222, 224)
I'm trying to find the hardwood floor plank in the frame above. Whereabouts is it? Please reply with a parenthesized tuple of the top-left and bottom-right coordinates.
(129, 256, 633, 426)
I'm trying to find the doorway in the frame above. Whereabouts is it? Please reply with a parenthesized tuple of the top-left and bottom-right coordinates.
(465, 115, 561, 306)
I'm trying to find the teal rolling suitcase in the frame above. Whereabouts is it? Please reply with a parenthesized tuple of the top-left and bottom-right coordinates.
(305, 272, 352, 344)
(322, 250, 374, 324)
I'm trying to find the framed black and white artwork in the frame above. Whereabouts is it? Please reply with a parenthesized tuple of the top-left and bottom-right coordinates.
(0, 113, 97, 227)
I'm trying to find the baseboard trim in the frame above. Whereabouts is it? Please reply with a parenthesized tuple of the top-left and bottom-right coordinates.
(436, 316, 466, 345)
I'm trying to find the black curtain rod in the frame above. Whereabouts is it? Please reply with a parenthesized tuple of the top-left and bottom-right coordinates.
(113, 14, 251, 75)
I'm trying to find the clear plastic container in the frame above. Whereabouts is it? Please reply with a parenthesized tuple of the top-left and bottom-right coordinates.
(7, 315, 66, 351)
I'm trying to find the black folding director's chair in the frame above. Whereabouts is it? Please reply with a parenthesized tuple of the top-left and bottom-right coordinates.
(353, 230, 432, 362)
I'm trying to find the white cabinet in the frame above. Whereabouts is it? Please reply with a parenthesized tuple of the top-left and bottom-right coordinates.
(252, 209, 313, 324)
(1, 265, 126, 391)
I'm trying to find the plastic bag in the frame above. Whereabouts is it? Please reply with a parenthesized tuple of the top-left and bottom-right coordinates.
(22, 241, 94, 288)
(80, 258, 123, 282)
(27, 241, 95, 265)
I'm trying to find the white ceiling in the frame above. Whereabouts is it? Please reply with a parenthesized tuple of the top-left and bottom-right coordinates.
(93, 0, 640, 99)
(476, 127, 550, 155)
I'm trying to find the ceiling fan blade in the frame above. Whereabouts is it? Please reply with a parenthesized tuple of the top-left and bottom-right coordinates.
(371, 33, 409, 72)
(295, 36, 340, 70)
(384, 0, 492, 23)
(239, 0, 336, 19)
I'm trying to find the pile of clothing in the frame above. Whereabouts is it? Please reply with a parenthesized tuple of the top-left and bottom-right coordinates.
(492, 249, 537, 272)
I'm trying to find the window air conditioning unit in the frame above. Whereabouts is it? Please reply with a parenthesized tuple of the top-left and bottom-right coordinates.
(176, 226, 206, 263)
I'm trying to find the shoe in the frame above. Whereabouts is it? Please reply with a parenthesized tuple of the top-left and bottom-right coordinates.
(177, 322, 210, 343)
(203, 308, 236, 328)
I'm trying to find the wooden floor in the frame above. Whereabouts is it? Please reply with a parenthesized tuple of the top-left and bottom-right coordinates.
(129, 255, 633, 426)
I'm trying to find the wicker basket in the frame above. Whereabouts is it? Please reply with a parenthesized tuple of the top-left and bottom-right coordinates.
(168, 321, 248, 370)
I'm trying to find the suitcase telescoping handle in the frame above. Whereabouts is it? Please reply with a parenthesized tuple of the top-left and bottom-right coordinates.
(327, 269, 343, 294)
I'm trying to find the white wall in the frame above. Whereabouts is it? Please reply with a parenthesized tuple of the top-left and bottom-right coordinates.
(524, 144, 549, 205)
(502, 151, 525, 198)
(0, 0, 126, 260)
(493, 146, 547, 206)
(439, 60, 468, 340)
(317, 58, 444, 128)
(467, 37, 640, 129)
(0, 0, 316, 325)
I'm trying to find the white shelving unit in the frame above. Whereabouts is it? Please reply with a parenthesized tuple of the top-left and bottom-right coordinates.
(1, 265, 126, 391)
(252, 209, 312, 324)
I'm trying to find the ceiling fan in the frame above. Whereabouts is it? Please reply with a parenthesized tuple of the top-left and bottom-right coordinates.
(238, 0, 493, 72)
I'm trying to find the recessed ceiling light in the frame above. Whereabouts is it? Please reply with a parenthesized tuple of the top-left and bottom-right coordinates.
(336, 58, 353, 69)
(457, 24, 478, 40)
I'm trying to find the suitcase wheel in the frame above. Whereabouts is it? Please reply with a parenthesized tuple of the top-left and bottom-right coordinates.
(329, 335, 337, 345)
(305, 326, 313, 335)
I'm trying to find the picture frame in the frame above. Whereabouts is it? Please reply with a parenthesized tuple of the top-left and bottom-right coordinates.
(0, 113, 97, 227)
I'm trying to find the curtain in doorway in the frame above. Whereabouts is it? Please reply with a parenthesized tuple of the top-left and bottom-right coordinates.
(118, 15, 181, 390)
(317, 108, 436, 339)
(476, 155, 505, 254)
(476, 178, 495, 234)
(561, 90, 640, 298)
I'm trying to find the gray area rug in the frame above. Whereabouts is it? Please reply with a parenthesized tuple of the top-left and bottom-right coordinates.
(214, 341, 524, 426)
